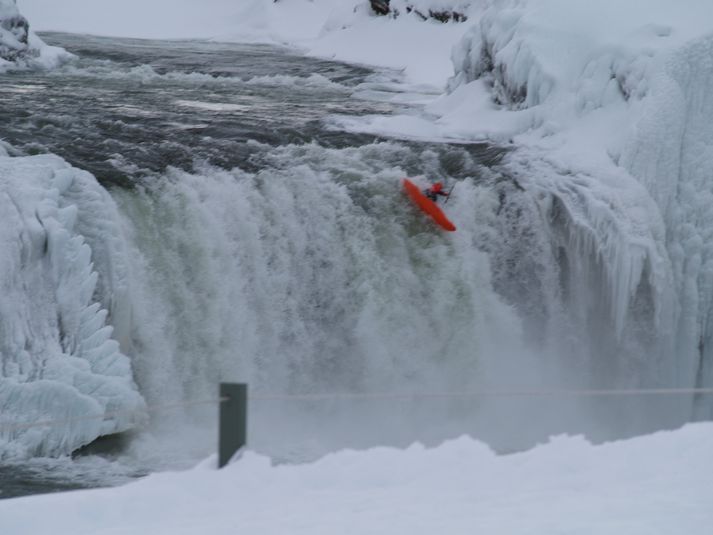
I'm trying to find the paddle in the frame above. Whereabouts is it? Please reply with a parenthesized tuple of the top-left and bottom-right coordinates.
(444, 182, 456, 204)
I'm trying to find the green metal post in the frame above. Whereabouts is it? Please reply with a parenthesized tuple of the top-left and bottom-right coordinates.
(219, 383, 247, 468)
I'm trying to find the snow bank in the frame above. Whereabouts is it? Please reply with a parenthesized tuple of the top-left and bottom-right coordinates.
(0, 0, 69, 71)
(3, 423, 712, 534)
(0, 152, 145, 457)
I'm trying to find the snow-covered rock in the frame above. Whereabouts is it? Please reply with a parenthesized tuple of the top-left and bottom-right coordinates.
(0, 0, 70, 71)
(0, 150, 146, 458)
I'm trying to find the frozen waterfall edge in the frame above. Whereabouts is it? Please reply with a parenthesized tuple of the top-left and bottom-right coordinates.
(445, 3, 713, 418)
(0, 151, 145, 458)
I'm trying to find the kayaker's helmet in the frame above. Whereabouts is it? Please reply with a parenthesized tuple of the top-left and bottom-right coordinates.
(432, 182, 443, 192)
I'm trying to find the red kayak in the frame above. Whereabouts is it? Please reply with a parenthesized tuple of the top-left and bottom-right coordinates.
(402, 178, 456, 232)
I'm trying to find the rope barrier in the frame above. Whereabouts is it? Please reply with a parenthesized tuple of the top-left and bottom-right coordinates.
(2, 387, 713, 433)
(250, 387, 713, 401)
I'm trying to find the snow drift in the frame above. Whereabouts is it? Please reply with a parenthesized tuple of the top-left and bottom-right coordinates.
(3, 423, 713, 534)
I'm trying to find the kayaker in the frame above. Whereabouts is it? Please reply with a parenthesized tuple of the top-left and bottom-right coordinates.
(424, 182, 450, 202)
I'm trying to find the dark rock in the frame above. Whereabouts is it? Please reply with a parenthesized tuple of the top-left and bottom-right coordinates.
(428, 9, 468, 23)
(406, 6, 428, 20)
(371, 0, 391, 16)
(72, 431, 136, 457)
(371, 2, 467, 23)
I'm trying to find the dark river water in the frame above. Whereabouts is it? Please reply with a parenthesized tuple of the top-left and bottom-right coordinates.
(1, 33, 501, 188)
(0, 33, 397, 187)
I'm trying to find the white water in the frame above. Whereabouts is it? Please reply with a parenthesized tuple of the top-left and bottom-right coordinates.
(0, 137, 697, 461)
(101, 139, 695, 462)
(111, 143, 544, 458)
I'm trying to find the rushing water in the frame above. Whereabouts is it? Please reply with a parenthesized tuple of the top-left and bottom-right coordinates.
(0, 34, 378, 183)
(0, 33, 504, 183)
(0, 32, 694, 499)
(0, 32, 510, 498)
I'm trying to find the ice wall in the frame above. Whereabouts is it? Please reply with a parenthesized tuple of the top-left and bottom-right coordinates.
(0, 150, 145, 457)
(621, 36, 713, 416)
(444, 0, 713, 416)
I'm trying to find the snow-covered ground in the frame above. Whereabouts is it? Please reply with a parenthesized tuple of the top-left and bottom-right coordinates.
(3, 423, 713, 535)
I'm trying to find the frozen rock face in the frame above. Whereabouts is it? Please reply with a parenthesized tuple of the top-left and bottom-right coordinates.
(0, 150, 146, 458)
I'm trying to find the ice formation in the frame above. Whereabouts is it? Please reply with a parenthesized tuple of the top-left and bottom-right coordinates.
(0, 150, 145, 457)
(0, 0, 69, 71)
(427, 0, 713, 416)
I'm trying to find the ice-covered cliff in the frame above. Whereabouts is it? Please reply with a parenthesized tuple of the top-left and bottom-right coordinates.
(0, 0, 68, 71)
(0, 1, 139, 459)
(431, 0, 713, 415)
(0, 147, 146, 457)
